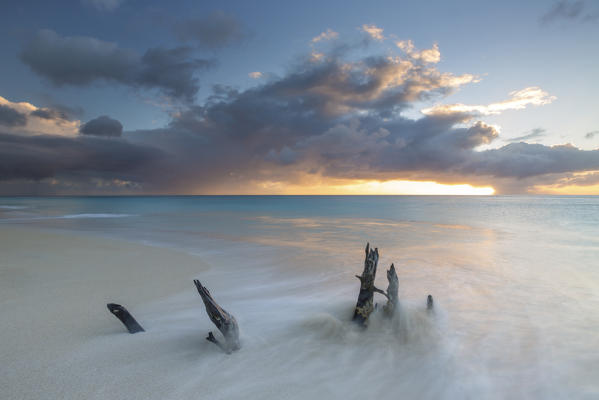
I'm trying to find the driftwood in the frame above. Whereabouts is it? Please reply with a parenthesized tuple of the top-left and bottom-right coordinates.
(353, 243, 387, 325)
(106, 303, 145, 333)
(383, 264, 399, 316)
(193, 280, 240, 353)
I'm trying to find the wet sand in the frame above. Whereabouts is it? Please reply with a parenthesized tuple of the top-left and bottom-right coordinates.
(0, 226, 209, 400)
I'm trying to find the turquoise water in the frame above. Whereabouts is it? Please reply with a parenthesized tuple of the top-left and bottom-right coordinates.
(1, 195, 598, 246)
(1, 196, 599, 399)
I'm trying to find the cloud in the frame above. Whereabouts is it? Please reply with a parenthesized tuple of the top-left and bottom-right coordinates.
(138, 47, 214, 101)
(423, 87, 556, 116)
(507, 128, 546, 142)
(557, 171, 599, 186)
(21, 30, 214, 102)
(246, 50, 477, 118)
(36, 94, 85, 119)
(120, 40, 598, 194)
(532, 170, 599, 190)
(30, 108, 69, 121)
(5, 32, 599, 194)
(541, 1, 598, 24)
(463, 143, 599, 179)
(312, 29, 339, 43)
(80, 116, 123, 137)
(585, 130, 599, 139)
(0, 132, 163, 189)
(310, 52, 325, 62)
(174, 11, 246, 49)
(82, 0, 124, 11)
(249, 71, 263, 79)
(0, 105, 27, 127)
(396, 40, 441, 63)
(361, 24, 384, 41)
(0, 95, 80, 136)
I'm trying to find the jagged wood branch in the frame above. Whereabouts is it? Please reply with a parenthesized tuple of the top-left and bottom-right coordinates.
(352, 243, 386, 326)
(383, 264, 399, 316)
(194, 279, 240, 353)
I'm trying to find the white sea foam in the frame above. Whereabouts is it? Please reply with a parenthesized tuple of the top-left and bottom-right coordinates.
(59, 213, 136, 219)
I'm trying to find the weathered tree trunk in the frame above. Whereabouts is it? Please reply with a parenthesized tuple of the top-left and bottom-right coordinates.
(383, 264, 399, 316)
(353, 243, 387, 326)
(193, 280, 240, 353)
(106, 303, 145, 333)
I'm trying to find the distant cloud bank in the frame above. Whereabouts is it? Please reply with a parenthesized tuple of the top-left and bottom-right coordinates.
(3, 26, 599, 194)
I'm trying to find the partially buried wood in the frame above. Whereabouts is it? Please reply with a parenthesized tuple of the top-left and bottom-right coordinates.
(106, 303, 145, 333)
(353, 243, 387, 326)
(383, 263, 399, 316)
(193, 279, 240, 353)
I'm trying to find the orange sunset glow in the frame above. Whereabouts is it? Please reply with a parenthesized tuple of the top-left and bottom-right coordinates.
(249, 180, 496, 195)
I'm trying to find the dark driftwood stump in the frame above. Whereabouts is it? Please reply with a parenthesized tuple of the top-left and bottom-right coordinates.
(383, 263, 399, 316)
(353, 243, 387, 326)
(193, 280, 240, 353)
(106, 303, 145, 333)
(352, 244, 434, 323)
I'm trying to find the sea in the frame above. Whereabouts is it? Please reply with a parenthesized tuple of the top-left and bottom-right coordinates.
(1, 196, 598, 399)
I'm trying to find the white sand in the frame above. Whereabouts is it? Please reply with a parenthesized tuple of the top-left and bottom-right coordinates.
(0, 226, 211, 400)
(0, 226, 458, 400)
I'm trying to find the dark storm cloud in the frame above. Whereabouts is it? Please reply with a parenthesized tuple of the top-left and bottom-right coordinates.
(20, 30, 214, 102)
(174, 11, 247, 49)
(123, 46, 599, 194)
(80, 116, 123, 137)
(0, 105, 27, 127)
(178, 54, 476, 139)
(463, 143, 599, 179)
(20, 30, 135, 85)
(0, 132, 163, 183)
(507, 128, 546, 142)
(138, 47, 214, 101)
(541, 1, 598, 24)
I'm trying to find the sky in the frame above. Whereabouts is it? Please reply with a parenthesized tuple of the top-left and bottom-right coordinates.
(0, 0, 598, 195)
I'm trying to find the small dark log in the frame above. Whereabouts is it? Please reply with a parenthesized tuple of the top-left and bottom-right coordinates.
(383, 263, 399, 316)
(427, 294, 434, 310)
(194, 280, 240, 353)
(106, 303, 145, 333)
(353, 243, 386, 326)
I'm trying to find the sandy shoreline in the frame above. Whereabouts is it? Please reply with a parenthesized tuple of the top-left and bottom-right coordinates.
(2, 196, 599, 399)
(0, 225, 211, 399)
(0, 224, 452, 400)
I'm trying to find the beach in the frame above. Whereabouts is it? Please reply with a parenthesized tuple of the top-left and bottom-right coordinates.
(1, 226, 212, 399)
(1, 196, 599, 399)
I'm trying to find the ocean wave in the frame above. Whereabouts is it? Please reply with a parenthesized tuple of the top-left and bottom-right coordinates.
(59, 213, 137, 219)
(0, 205, 28, 209)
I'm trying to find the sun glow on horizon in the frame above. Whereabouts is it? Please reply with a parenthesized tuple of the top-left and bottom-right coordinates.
(530, 171, 599, 195)
(244, 179, 496, 195)
(325, 180, 496, 195)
